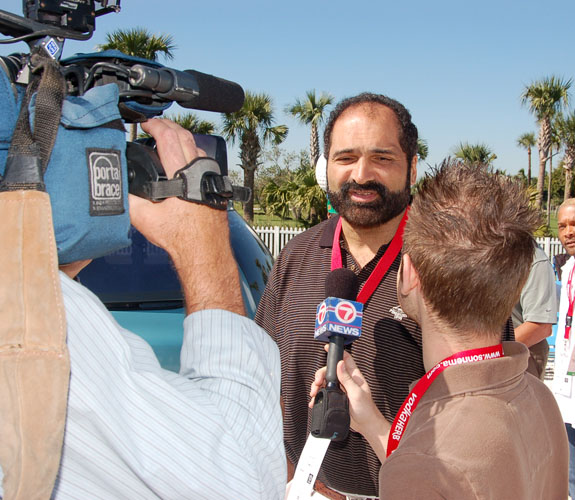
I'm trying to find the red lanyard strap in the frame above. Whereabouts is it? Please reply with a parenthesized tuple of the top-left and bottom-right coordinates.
(331, 208, 409, 304)
(386, 344, 504, 457)
(566, 264, 575, 341)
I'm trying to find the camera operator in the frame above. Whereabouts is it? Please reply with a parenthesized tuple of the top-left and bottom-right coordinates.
(0, 118, 285, 499)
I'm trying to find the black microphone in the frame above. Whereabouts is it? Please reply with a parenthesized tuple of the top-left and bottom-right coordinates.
(310, 268, 362, 441)
(128, 64, 245, 113)
(323, 268, 360, 389)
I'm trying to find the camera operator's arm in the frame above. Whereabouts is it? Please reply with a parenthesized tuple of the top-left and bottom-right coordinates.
(52, 118, 284, 499)
(129, 118, 245, 316)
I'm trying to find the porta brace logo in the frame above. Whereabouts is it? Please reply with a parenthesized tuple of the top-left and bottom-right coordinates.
(87, 148, 125, 216)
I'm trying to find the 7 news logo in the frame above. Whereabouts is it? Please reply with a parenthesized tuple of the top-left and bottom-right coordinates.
(334, 301, 358, 323)
(314, 297, 363, 343)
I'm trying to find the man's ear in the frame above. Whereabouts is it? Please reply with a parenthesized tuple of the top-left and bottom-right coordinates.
(410, 155, 418, 186)
(399, 254, 420, 295)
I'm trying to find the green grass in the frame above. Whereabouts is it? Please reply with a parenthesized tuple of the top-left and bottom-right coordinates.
(232, 203, 307, 228)
(548, 213, 558, 237)
(537, 212, 558, 238)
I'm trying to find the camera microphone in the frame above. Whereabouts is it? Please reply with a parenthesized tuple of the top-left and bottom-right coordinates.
(128, 64, 245, 113)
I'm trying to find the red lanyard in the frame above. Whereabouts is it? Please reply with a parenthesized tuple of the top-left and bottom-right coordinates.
(386, 344, 504, 457)
(331, 208, 409, 304)
(565, 264, 575, 341)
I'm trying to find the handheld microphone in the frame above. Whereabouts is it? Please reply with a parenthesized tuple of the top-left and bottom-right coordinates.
(128, 64, 245, 113)
(310, 268, 363, 441)
(315, 268, 363, 389)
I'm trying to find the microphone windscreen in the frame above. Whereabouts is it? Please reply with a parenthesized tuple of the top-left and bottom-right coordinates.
(325, 268, 359, 300)
(183, 70, 245, 113)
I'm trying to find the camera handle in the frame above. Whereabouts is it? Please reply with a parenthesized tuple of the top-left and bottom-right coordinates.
(149, 157, 251, 210)
(126, 142, 250, 210)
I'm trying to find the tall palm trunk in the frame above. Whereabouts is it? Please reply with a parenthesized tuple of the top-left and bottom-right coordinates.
(565, 147, 575, 200)
(536, 118, 552, 210)
(240, 130, 261, 224)
(310, 123, 319, 168)
(547, 146, 553, 226)
(243, 167, 256, 223)
(527, 147, 532, 185)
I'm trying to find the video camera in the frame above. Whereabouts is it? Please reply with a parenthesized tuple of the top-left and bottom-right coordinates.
(0, 0, 249, 263)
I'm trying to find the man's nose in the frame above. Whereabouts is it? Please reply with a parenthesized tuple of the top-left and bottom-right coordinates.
(351, 157, 375, 184)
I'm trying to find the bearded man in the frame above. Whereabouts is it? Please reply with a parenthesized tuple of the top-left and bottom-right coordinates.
(255, 93, 514, 499)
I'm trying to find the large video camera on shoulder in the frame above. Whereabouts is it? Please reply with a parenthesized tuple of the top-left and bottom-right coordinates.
(0, 0, 249, 263)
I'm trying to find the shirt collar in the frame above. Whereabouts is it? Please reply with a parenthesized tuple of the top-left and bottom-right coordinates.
(319, 215, 340, 248)
(413, 341, 529, 403)
(320, 215, 393, 273)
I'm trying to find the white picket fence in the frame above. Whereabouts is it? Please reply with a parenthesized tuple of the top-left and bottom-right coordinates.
(535, 237, 566, 260)
(253, 226, 565, 261)
(254, 226, 304, 258)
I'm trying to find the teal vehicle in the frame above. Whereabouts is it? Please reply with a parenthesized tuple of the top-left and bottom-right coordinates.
(77, 207, 273, 372)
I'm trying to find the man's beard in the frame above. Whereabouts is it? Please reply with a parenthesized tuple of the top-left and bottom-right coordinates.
(328, 180, 410, 228)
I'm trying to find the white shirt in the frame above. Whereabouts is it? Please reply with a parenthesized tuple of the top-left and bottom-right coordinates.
(553, 255, 575, 425)
(1, 272, 285, 499)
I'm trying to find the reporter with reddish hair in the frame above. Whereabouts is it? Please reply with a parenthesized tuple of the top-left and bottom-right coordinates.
(311, 161, 569, 499)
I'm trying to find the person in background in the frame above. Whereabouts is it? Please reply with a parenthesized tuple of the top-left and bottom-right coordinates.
(554, 252, 570, 282)
(554, 197, 575, 499)
(511, 244, 558, 379)
(311, 161, 569, 499)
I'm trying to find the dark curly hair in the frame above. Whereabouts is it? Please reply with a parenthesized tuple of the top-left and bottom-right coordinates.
(323, 92, 418, 163)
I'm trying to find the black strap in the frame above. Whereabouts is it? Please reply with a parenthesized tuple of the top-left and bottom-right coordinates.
(0, 50, 65, 192)
(147, 177, 185, 200)
(139, 157, 251, 209)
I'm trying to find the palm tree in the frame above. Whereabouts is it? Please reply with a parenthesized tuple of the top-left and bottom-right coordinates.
(261, 165, 327, 225)
(516, 132, 537, 186)
(521, 76, 571, 210)
(453, 142, 497, 165)
(286, 90, 333, 168)
(98, 27, 176, 141)
(546, 124, 562, 225)
(221, 91, 288, 223)
(417, 138, 429, 162)
(556, 111, 575, 200)
(292, 166, 328, 225)
(261, 179, 296, 219)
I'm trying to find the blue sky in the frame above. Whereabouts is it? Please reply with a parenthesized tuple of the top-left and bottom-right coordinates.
(1, 0, 574, 178)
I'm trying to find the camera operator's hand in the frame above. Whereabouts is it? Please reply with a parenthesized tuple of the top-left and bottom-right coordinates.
(129, 119, 245, 316)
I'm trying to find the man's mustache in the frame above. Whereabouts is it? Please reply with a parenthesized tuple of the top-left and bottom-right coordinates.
(339, 181, 388, 199)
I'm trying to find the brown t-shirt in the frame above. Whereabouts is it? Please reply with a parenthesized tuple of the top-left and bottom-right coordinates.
(379, 342, 568, 500)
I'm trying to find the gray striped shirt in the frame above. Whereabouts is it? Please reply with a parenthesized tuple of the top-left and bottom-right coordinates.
(1, 272, 285, 499)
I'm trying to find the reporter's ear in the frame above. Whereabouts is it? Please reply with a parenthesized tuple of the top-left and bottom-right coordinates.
(398, 254, 419, 295)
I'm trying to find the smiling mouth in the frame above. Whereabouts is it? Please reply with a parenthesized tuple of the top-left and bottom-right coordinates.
(349, 190, 379, 202)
